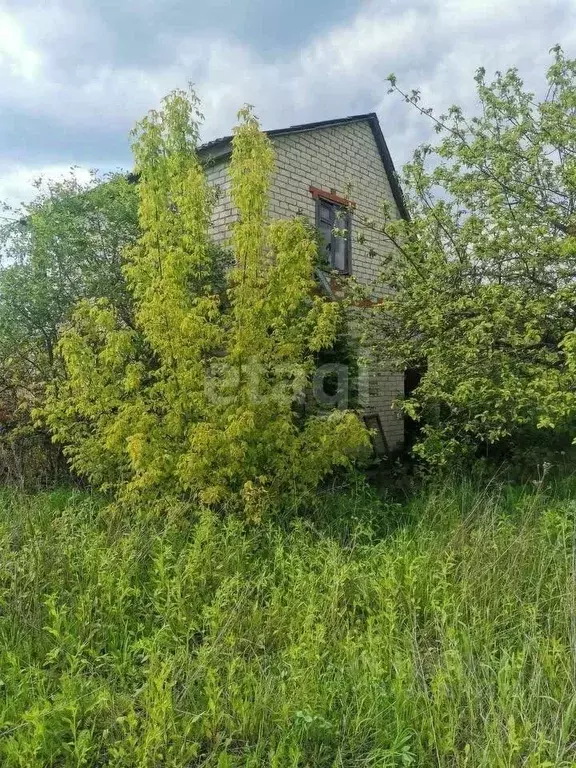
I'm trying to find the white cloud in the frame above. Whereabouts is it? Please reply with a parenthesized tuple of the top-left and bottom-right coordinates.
(192, 0, 576, 160)
(0, 165, 93, 209)
(300, 7, 422, 80)
(438, 0, 534, 28)
(0, 9, 41, 80)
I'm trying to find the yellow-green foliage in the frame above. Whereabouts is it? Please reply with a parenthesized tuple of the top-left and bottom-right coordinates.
(42, 90, 368, 514)
(1, 478, 575, 766)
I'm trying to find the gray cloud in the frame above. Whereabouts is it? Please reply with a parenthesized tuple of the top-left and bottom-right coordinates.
(1, 0, 576, 205)
(3, 0, 357, 68)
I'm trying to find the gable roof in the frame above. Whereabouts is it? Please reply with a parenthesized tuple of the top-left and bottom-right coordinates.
(198, 113, 409, 221)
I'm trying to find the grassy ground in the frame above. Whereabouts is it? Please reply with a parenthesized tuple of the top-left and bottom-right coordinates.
(0, 473, 575, 766)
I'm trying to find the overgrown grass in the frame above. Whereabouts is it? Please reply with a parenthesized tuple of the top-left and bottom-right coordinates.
(0, 474, 575, 766)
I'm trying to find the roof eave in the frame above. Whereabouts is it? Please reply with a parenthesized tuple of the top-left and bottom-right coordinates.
(364, 114, 410, 221)
(198, 113, 409, 221)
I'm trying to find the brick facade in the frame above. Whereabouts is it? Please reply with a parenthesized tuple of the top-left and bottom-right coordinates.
(203, 118, 405, 451)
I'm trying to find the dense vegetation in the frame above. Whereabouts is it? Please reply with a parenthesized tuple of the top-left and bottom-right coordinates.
(371, 47, 576, 464)
(4, 50, 576, 488)
(41, 93, 368, 516)
(0, 171, 139, 485)
(1, 50, 576, 767)
(0, 476, 575, 766)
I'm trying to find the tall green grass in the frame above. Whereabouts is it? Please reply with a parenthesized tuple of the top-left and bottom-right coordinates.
(0, 476, 575, 766)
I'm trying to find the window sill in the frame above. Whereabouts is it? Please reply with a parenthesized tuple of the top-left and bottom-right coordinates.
(309, 185, 355, 208)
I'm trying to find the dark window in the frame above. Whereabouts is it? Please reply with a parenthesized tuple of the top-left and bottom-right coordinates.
(315, 197, 351, 274)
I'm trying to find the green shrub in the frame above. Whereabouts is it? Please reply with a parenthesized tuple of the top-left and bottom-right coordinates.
(0, 172, 140, 487)
(371, 48, 576, 465)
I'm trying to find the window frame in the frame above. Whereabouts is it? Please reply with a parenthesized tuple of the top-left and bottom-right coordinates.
(310, 187, 353, 275)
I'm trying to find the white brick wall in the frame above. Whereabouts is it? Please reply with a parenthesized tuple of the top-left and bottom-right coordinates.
(204, 161, 237, 245)
(204, 120, 404, 451)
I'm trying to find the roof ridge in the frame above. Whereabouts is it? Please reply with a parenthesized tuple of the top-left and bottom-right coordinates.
(198, 112, 377, 152)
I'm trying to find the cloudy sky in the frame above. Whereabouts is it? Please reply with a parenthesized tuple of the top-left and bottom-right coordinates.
(1, 0, 576, 206)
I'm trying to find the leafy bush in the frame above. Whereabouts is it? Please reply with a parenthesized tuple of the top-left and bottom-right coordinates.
(0, 170, 140, 485)
(0, 478, 575, 765)
(42, 91, 368, 515)
(370, 48, 576, 464)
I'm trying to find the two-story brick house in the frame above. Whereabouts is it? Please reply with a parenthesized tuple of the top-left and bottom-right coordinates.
(198, 113, 407, 452)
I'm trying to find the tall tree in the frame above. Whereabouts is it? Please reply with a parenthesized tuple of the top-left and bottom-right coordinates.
(369, 46, 576, 463)
(43, 90, 368, 516)
(0, 172, 139, 483)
